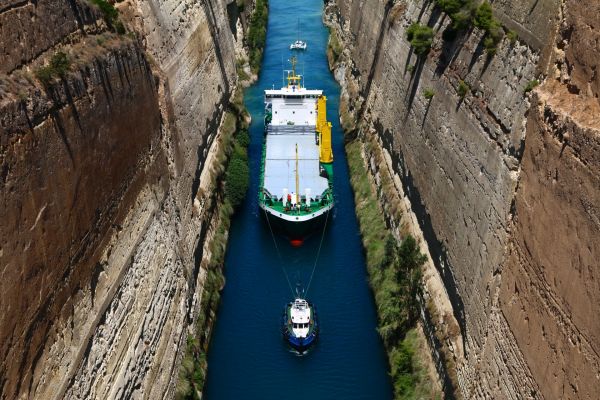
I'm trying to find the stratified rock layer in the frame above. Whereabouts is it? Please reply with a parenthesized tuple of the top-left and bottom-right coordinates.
(0, 0, 248, 398)
(326, 0, 600, 398)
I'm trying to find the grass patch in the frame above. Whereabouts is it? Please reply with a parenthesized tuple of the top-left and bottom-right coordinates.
(35, 51, 71, 86)
(524, 79, 539, 93)
(423, 88, 435, 100)
(390, 329, 440, 399)
(346, 141, 388, 269)
(346, 140, 438, 399)
(507, 29, 518, 44)
(457, 80, 469, 98)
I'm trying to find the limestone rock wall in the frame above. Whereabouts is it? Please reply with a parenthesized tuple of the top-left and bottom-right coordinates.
(127, 0, 237, 208)
(326, 0, 599, 398)
(0, 37, 163, 399)
(499, 1, 600, 399)
(0, 0, 103, 74)
(0, 0, 247, 398)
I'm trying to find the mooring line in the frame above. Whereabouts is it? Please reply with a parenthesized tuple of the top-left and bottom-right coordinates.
(263, 207, 295, 296)
(305, 206, 330, 295)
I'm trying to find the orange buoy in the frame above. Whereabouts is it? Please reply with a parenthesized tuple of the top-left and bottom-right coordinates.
(290, 238, 304, 247)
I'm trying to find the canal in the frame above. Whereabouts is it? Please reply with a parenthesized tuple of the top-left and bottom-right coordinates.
(203, 0, 393, 398)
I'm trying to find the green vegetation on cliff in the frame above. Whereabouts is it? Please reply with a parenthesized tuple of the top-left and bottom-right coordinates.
(524, 79, 540, 93)
(327, 27, 343, 65)
(406, 23, 434, 56)
(436, 0, 476, 30)
(457, 79, 470, 98)
(247, 0, 269, 73)
(423, 88, 435, 100)
(435, 0, 504, 54)
(175, 90, 250, 400)
(225, 131, 250, 208)
(89, 0, 126, 34)
(35, 51, 71, 86)
(346, 140, 438, 399)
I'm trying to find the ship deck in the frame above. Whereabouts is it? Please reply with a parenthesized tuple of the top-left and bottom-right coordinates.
(262, 125, 329, 201)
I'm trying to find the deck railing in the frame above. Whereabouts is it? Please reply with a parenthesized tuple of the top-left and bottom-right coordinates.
(266, 125, 316, 135)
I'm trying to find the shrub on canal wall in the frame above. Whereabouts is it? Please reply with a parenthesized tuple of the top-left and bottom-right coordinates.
(175, 88, 250, 400)
(346, 140, 437, 399)
(327, 27, 343, 66)
(225, 131, 250, 208)
(247, 0, 269, 74)
(435, 0, 505, 55)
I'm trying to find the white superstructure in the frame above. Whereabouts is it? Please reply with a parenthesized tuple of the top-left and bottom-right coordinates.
(264, 86, 322, 125)
(290, 298, 312, 338)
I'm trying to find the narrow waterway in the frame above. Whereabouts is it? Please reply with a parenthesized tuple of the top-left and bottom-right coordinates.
(203, 1, 393, 398)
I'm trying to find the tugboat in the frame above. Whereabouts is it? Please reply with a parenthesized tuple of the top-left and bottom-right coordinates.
(259, 56, 334, 240)
(282, 298, 318, 353)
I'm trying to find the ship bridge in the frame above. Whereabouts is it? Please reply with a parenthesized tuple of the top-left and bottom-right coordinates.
(264, 87, 323, 126)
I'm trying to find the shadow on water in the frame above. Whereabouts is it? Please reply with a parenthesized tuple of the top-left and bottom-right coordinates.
(203, 0, 393, 399)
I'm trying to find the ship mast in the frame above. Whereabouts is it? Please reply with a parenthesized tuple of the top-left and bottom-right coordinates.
(287, 56, 301, 89)
(295, 143, 300, 206)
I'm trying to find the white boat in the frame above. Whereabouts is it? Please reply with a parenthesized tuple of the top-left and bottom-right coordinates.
(290, 40, 307, 50)
(290, 19, 307, 50)
(282, 298, 318, 353)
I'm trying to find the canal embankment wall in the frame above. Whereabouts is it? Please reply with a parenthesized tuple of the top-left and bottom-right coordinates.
(325, 0, 600, 398)
(0, 0, 257, 398)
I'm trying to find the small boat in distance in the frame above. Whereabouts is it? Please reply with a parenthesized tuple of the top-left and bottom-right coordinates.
(290, 19, 307, 50)
(290, 40, 307, 50)
(282, 298, 318, 353)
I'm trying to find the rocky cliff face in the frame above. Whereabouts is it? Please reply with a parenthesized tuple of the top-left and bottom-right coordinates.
(0, 0, 248, 398)
(326, 0, 599, 398)
(500, 2, 600, 398)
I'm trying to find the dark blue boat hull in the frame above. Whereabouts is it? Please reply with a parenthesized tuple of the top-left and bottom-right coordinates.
(282, 305, 318, 354)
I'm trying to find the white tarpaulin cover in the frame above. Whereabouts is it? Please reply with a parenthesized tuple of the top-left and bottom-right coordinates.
(263, 133, 329, 198)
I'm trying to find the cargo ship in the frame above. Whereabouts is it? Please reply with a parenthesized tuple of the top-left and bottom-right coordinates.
(259, 56, 334, 239)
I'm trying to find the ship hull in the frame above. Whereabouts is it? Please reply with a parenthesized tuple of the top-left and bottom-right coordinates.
(260, 203, 331, 239)
(284, 333, 317, 353)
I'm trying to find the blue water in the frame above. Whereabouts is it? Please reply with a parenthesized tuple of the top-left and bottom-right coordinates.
(203, 1, 393, 398)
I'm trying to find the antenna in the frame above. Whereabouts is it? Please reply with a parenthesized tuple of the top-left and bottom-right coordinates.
(302, 60, 305, 89)
(281, 52, 284, 88)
